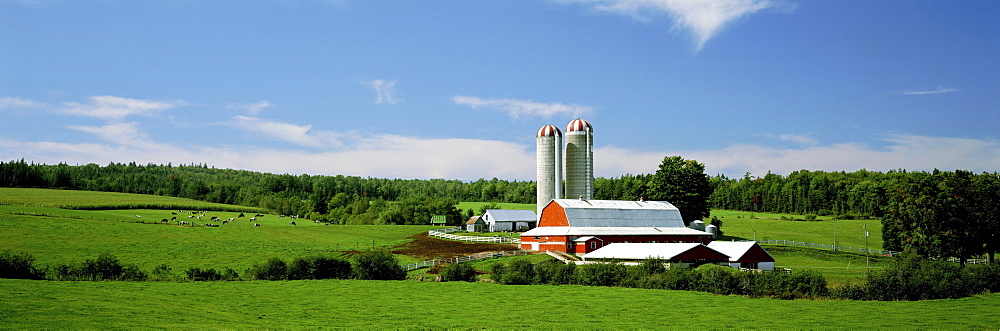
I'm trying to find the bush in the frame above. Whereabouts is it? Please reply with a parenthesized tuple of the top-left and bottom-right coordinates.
(150, 264, 176, 281)
(310, 256, 353, 280)
(440, 263, 477, 282)
(575, 262, 625, 287)
(186, 267, 239, 281)
(693, 264, 741, 294)
(534, 261, 575, 285)
(832, 253, 993, 301)
(352, 251, 405, 280)
(0, 250, 45, 280)
(54, 253, 146, 281)
(497, 259, 535, 285)
(249, 257, 289, 280)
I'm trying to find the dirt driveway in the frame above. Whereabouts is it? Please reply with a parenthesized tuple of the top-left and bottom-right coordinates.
(391, 232, 519, 260)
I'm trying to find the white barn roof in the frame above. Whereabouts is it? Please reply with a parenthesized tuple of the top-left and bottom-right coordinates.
(707, 241, 774, 262)
(550, 199, 684, 228)
(583, 243, 721, 260)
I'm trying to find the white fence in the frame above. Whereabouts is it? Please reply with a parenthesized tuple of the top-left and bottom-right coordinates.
(402, 250, 532, 271)
(428, 229, 521, 244)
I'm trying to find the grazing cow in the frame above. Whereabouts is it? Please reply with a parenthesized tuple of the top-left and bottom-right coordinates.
(227, 218, 235, 222)
(250, 217, 256, 222)
(222, 220, 229, 224)
(160, 219, 168, 223)
(171, 217, 177, 221)
(179, 221, 190, 225)
(188, 215, 194, 218)
(254, 223, 260, 227)
(290, 221, 296, 226)
(171, 212, 177, 215)
(134, 215, 141, 218)
(238, 213, 245, 218)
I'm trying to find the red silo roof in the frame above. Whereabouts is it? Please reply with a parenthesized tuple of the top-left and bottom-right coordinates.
(537, 124, 562, 137)
(566, 118, 593, 132)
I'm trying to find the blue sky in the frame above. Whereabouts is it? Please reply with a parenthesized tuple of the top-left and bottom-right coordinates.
(2, 0, 998, 180)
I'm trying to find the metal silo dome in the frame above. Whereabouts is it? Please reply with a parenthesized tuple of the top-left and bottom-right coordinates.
(566, 118, 593, 132)
(537, 124, 561, 137)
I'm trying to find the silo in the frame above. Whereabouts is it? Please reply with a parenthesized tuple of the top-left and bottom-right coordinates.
(536, 124, 563, 216)
(565, 119, 593, 200)
(705, 224, 718, 238)
(691, 220, 706, 232)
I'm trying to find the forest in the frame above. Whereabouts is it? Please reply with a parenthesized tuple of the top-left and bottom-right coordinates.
(1, 158, 997, 261)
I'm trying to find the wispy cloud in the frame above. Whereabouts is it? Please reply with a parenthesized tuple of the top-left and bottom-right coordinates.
(364, 79, 399, 104)
(895, 87, 960, 96)
(61, 96, 180, 120)
(230, 100, 273, 115)
(67, 122, 164, 149)
(0, 96, 46, 109)
(770, 133, 817, 146)
(558, 0, 786, 51)
(453, 96, 593, 119)
(234, 116, 346, 149)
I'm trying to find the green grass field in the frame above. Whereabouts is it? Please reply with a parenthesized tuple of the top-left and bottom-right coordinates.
(0, 187, 266, 212)
(456, 201, 536, 213)
(711, 210, 884, 250)
(2, 188, 996, 328)
(1, 279, 996, 329)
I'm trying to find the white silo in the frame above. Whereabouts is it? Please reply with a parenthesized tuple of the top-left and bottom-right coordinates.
(536, 124, 563, 216)
(564, 118, 593, 200)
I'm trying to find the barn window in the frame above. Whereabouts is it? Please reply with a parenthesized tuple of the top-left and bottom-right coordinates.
(590, 241, 597, 249)
(534, 236, 540, 240)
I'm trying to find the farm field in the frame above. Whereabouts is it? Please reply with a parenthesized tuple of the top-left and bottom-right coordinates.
(456, 201, 536, 213)
(0, 187, 265, 212)
(1, 278, 997, 329)
(711, 209, 884, 250)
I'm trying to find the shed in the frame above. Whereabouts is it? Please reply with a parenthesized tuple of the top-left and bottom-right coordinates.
(582, 243, 730, 268)
(706, 241, 776, 270)
(465, 216, 485, 232)
(430, 215, 448, 226)
(482, 209, 537, 232)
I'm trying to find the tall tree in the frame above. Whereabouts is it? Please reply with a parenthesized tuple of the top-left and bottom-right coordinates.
(644, 156, 712, 225)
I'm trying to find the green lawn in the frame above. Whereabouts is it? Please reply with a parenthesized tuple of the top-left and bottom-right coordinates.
(711, 209, 884, 250)
(1, 279, 996, 329)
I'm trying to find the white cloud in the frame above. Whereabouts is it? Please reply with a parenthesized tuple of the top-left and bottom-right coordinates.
(559, 0, 784, 51)
(0, 97, 45, 109)
(62, 96, 179, 120)
(234, 116, 346, 149)
(598, 134, 1000, 178)
(771, 133, 817, 146)
(229, 100, 273, 115)
(67, 122, 159, 148)
(453, 96, 593, 119)
(365, 79, 399, 105)
(896, 87, 960, 96)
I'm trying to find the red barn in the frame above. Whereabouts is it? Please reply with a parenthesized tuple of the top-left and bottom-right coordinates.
(520, 199, 713, 254)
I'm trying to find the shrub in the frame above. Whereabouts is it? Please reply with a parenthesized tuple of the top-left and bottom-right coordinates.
(575, 262, 625, 287)
(185, 267, 239, 281)
(534, 261, 575, 285)
(352, 251, 405, 280)
(694, 264, 741, 295)
(54, 253, 146, 281)
(0, 250, 45, 280)
(440, 263, 477, 282)
(150, 264, 176, 281)
(249, 257, 289, 280)
(310, 256, 353, 280)
(832, 253, 992, 301)
(287, 258, 312, 280)
(497, 259, 535, 285)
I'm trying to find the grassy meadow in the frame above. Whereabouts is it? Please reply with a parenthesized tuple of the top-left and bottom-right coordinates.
(0, 187, 266, 212)
(711, 209, 884, 250)
(2, 188, 997, 328)
(1, 279, 997, 329)
(456, 201, 536, 214)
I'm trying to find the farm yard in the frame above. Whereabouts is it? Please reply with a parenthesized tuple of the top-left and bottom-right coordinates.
(1, 188, 998, 328)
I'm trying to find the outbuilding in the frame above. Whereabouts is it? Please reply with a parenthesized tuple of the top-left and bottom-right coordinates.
(581, 243, 730, 268)
(481, 209, 537, 232)
(707, 241, 776, 271)
(465, 216, 485, 232)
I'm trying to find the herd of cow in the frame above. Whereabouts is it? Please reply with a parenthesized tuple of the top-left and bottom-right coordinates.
(139, 211, 302, 228)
